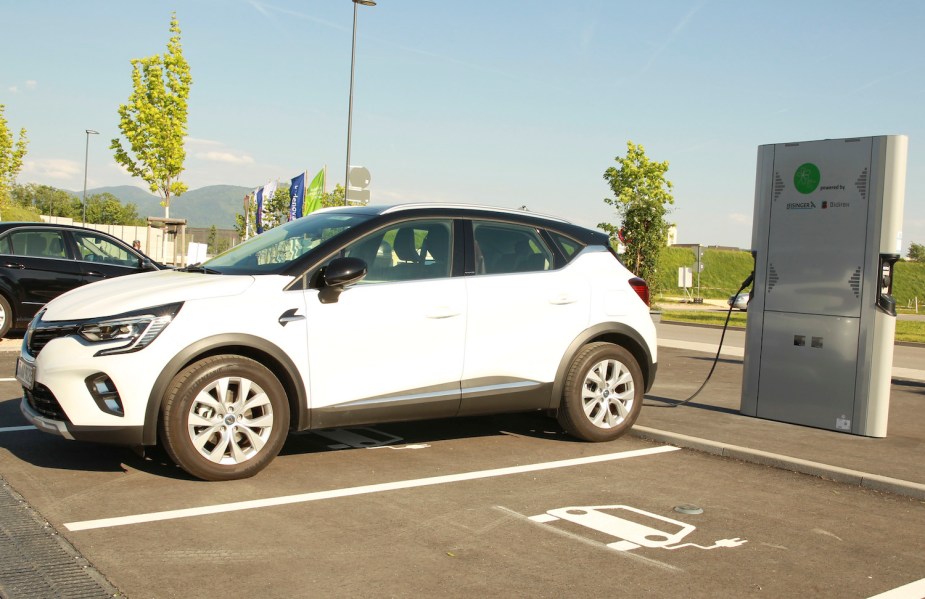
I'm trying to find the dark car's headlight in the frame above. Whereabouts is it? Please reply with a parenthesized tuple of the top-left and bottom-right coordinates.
(78, 303, 183, 356)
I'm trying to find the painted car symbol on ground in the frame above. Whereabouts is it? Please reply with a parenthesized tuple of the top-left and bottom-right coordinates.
(530, 505, 747, 552)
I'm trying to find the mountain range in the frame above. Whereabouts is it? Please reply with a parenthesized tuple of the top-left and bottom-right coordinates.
(79, 185, 252, 229)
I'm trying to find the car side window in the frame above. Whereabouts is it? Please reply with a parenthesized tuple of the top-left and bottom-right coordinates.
(7, 230, 68, 259)
(330, 219, 453, 283)
(472, 221, 553, 275)
(72, 232, 140, 268)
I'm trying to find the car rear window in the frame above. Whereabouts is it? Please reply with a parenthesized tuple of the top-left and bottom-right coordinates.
(548, 231, 585, 262)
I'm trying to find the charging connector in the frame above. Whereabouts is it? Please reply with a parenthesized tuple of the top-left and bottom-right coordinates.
(660, 271, 753, 408)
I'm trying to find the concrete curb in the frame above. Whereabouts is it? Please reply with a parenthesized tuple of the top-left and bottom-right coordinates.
(629, 425, 925, 501)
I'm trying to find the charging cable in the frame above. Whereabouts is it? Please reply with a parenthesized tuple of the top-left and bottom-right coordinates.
(662, 271, 754, 408)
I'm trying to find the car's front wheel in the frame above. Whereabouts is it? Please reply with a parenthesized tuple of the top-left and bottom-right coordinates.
(160, 355, 290, 481)
(557, 342, 643, 442)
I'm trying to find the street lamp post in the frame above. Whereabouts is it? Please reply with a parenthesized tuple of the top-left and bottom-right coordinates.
(344, 0, 376, 205)
(82, 129, 99, 224)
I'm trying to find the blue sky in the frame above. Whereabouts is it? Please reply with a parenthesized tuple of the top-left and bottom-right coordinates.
(2, 0, 923, 250)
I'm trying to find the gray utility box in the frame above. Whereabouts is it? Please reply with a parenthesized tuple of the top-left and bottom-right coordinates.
(741, 135, 907, 437)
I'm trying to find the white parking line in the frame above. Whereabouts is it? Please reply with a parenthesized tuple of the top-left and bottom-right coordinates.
(868, 577, 925, 599)
(64, 445, 680, 532)
(0, 425, 35, 433)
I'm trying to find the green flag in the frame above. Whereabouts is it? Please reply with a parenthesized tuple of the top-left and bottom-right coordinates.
(304, 168, 325, 215)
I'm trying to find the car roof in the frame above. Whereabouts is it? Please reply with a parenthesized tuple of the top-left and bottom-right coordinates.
(0, 221, 109, 233)
(318, 203, 571, 224)
(297, 204, 609, 265)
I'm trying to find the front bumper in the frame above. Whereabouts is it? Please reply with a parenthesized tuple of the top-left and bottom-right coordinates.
(21, 396, 144, 445)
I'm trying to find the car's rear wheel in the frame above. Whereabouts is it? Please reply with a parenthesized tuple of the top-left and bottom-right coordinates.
(557, 342, 643, 442)
(0, 295, 12, 338)
(160, 355, 290, 481)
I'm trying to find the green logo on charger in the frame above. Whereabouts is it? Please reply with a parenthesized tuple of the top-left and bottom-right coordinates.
(794, 163, 820, 194)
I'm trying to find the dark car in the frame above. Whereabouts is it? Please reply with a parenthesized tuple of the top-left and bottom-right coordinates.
(0, 222, 162, 336)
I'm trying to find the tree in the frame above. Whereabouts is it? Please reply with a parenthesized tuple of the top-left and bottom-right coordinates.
(111, 12, 192, 219)
(11, 183, 143, 224)
(0, 104, 28, 206)
(80, 193, 146, 225)
(908, 242, 925, 262)
(321, 184, 346, 209)
(11, 183, 74, 217)
(262, 186, 292, 231)
(599, 141, 674, 290)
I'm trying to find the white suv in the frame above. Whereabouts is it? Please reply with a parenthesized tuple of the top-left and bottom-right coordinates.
(18, 204, 657, 480)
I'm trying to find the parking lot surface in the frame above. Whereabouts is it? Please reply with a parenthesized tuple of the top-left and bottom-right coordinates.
(2, 328, 925, 598)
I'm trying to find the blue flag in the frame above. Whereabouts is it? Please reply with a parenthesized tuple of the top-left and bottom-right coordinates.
(255, 186, 265, 234)
(288, 172, 306, 221)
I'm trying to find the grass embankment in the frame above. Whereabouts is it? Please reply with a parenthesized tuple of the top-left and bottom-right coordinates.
(655, 246, 925, 341)
(655, 246, 925, 307)
(655, 247, 754, 299)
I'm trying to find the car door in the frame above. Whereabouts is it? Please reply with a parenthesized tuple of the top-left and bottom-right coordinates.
(302, 218, 467, 428)
(460, 220, 591, 415)
(68, 229, 148, 282)
(0, 227, 86, 326)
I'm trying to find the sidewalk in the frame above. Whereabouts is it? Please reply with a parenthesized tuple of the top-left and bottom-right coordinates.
(638, 322, 925, 500)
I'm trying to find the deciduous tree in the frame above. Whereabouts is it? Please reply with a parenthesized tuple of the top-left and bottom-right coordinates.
(599, 141, 674, 291)
(80, 193, 145, 225)
(11, 184, 73, 217)
(0, 104, 28, 206)
(908, 242, 925, 262)
(111, 12, 192, 219)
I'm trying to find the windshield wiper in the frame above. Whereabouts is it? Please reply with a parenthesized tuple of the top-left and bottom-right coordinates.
(181, 263, 222, 274)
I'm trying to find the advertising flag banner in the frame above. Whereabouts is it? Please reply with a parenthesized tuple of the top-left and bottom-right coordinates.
(304, 168, 325, 215)
(288, 172, 306, 221)
(264, 180, 278, 204)
(243, 193, 253, 239)
(255, 186, 265, 234)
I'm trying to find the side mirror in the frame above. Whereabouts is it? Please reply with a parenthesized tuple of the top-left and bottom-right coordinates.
(319, 257, 367, 303)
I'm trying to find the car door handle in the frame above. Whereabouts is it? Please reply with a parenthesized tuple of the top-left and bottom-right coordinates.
(84, 271, 106, 278)
(1, 262, 25, 269)
(278, 308, 305, 327)
(425, 307, 461, 319)
(549, 294, 578, 305)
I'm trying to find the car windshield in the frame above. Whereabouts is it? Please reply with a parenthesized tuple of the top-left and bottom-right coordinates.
(202, 210, 374, 275)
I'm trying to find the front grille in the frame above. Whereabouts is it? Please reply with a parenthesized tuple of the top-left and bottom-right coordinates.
(25, 384, 70, 423)
(26, 325, 79, 357)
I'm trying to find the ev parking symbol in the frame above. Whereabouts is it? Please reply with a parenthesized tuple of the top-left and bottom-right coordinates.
(530, 504, 746, 552)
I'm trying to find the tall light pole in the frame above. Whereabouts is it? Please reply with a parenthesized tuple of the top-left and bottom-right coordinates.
(344, 0, 376, 205)
(82, 129, 99, 224)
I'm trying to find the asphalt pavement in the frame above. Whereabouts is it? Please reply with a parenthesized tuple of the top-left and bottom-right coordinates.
(1, 322, 925, 597)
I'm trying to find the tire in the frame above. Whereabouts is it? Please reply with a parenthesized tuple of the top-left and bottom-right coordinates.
(160, 355, 290, 481)
(0, 295, 12, 338)
(557, 342, 644, 442)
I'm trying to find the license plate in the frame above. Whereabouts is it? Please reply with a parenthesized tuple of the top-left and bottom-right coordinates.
(16, 358, 35, 391)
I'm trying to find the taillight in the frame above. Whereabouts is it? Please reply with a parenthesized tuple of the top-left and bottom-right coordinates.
(628, 277, 650, 306)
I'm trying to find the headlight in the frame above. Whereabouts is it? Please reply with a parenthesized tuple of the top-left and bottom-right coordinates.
(78, 303, 183, 356)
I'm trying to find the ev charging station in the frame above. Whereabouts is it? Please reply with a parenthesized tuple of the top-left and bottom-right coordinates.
(740, 135, 908, 437)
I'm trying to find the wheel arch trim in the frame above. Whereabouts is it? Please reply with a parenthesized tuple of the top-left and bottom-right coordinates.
(548, 322, 656, 410)
(142, 333, 308, 445)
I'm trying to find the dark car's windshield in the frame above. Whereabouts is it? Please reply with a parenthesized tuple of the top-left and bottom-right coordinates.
(202, 210, 374, 275)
